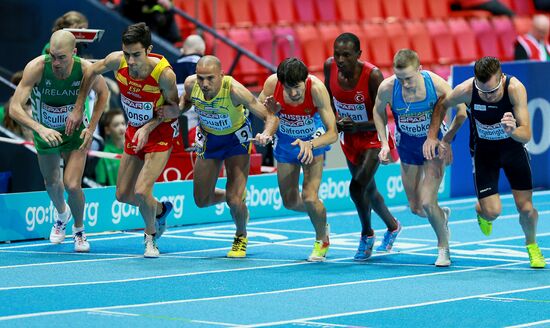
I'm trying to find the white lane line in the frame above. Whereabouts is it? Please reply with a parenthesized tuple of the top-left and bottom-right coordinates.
(247, 227, 316, 235)
(505, 319, 550, 328)
(241, 285, 550, 327)
(88, 310, 241, 327)
(0, 255, 140, 269)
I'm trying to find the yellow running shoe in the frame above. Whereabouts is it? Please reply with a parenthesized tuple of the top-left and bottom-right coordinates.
(307, 240, 330, 262)
(526, 243, 546, 268)
(227, 235, 248, 258)
(477, 214, 493, 236)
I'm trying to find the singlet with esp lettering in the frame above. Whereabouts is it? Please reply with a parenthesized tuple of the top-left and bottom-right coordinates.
(116, 53, 172, 127)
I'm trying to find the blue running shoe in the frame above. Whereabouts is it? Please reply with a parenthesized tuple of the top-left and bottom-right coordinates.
(354, 234, 376, 261)
(155, 201, 173, 239)
(376, 221, 402, 252)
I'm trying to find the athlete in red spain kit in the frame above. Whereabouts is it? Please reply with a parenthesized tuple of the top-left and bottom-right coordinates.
(70, 23, 179, 258)
(324, 33, 400, 261)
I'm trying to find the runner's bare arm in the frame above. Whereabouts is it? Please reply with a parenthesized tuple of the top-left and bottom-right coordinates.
(231, 78, 279, 139)
(373, 79, 392, 146)
(178, 74, 196, 113)
(310, 77, 338, 149)
(156, 67, 180, 119)
(506, 78, 531, 143)
(258, 74, 279, 114)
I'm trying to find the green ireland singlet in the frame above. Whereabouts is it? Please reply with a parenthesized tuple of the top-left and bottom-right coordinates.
(30, 55, 86, 154)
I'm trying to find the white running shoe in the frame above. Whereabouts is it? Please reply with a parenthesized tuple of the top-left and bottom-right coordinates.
(144, 233, 159, 258)
(435, 247, 451, 267)
(73, 229, 90, 253)
(49, 209, 72, 244)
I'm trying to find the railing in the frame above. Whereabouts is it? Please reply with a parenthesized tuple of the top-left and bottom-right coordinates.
(172, 7, 277, 76)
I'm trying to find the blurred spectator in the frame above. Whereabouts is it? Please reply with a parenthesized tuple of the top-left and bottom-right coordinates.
(2, 71, 33, 141)
(95, 109, 126, 186)
(119, 0, 182, 43)
(515, 15, 550, 61)
(173, 34, 205, 148)
(452, 0, 515, 16)
(534, 0, 550, 11)
(42, 11, 89, 55)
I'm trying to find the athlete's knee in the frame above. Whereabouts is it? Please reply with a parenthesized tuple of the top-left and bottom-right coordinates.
(349, 180, 365, 200)
(115, 189, 132, 204)
(133, 186, 152, 205)
(43, 176, 62, 189)
(421, 201, 439, 217)
(516, 202, 535, 218)
(226, 194, 242, 209)
(480, 207, 501, 221)
(281, 193, 300, 210)
(194, 194, 210, 208)
(409, 201, 425, 217)
(301, 191, 319, 207)
(63, 180, 82, 196)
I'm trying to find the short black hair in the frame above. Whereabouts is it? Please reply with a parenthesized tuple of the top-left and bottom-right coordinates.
(122, 22, 151, 49)
(474, 56, 501, 83)
(277, 57, 308, 86)
(334, 33, 361, 53)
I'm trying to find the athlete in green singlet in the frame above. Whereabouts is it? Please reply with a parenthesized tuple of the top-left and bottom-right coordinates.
(9, 30, 108, 252)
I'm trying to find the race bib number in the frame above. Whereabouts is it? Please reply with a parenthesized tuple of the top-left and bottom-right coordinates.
(198, 107, 232, 131)
(334, 98, 368, 122)
(41, 103, 72, 129)
(121, 94, 154, 127)
(171, 120, 180, 138)
(475, 119, 508, 140)
(313, 126, 325, 139)
(194, 126, 205, 153)
(396, 111, 430, 138)
(235, 124, 252, 143)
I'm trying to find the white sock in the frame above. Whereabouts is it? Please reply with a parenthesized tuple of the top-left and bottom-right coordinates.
(57, 204, 71, 223)
(72, 225, 84, 234)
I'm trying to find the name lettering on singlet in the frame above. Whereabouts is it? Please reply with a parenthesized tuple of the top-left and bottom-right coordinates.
(279, 113, 317, 139)
(121, 94, 154, 127)
(475, 119, 509, 140)
(396, 111, 431, 137)
(474, 104, 487, 111)
(41, 103, 74, 129)
(197, 107, 233, 131)
(333, 98, 368, 122)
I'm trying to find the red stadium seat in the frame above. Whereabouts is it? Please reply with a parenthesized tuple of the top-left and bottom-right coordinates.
(470, 18, 502, 59)
(425, 19, 457, 64)
(294, 25, 328, 73)
(447, 18, 479, 63)
(384, 21, 411, 54)
(251, 27, 276, 64)
(203, 0, 231, 28)
(362, 21, 393, 68)
(173, 0, 207, 35)
(293, 0, 317, 24)
(492, 16, 517, 61)
(227, 28, 261, 85)
(382, 0, 406, 20)
(404, 21, 436, 65)
(358, 0, 384, 21)
(510, 0, 535, 16)
(404, 0, 428, 20)
(203, 29, 235, 72)
(513, 16, 533, 35)
(426, 0, 450, 18)
(272, 0, 297, 25)
(316, 0, 339, 23)
(339, 22, 369, 56)
(227, 0, 253, 27)
(250, 0, 275, 26)
(318, 24, 343, 57)
(335, 0, 360, 22)
(273, 26, 302, 61)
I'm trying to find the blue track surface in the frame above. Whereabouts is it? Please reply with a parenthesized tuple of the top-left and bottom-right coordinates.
(0, 191, 549, 327)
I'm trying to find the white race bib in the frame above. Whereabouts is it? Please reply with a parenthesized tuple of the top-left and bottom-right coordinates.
(397, 111, 431, 138)
(475, 119, 508, 140)
(334, 98, 368, 122)
(198, 108, 232, 131)
(279, 115, 317, 139)
(41, 103, 73, 129)
(121, 94, 154, 127)
(235, 124, 252, 143)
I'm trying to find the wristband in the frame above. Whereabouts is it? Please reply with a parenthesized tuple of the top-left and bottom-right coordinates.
(309, 140, 314, 150)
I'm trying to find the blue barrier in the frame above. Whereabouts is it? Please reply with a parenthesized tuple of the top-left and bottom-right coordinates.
(0, 165, 451, 242)
(451, 61, 550, 197)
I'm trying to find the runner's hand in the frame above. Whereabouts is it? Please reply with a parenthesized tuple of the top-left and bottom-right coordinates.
(252, 133, 273, 146)
(158, 101, 180, 120)
(38, 126, 63, 148)
(439, 140, 453, 165)
(79, 128, 93, 150)
(422, 137, 440, 160)
(65, 108, 83, 136)
(378, 145, 392, 165)
(293, 139, 314, 165)
(501, 112, 516, 135)
(337, 117, 357, 133)
(263, 96, 281, 114)
(132, 126, 150, 152)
